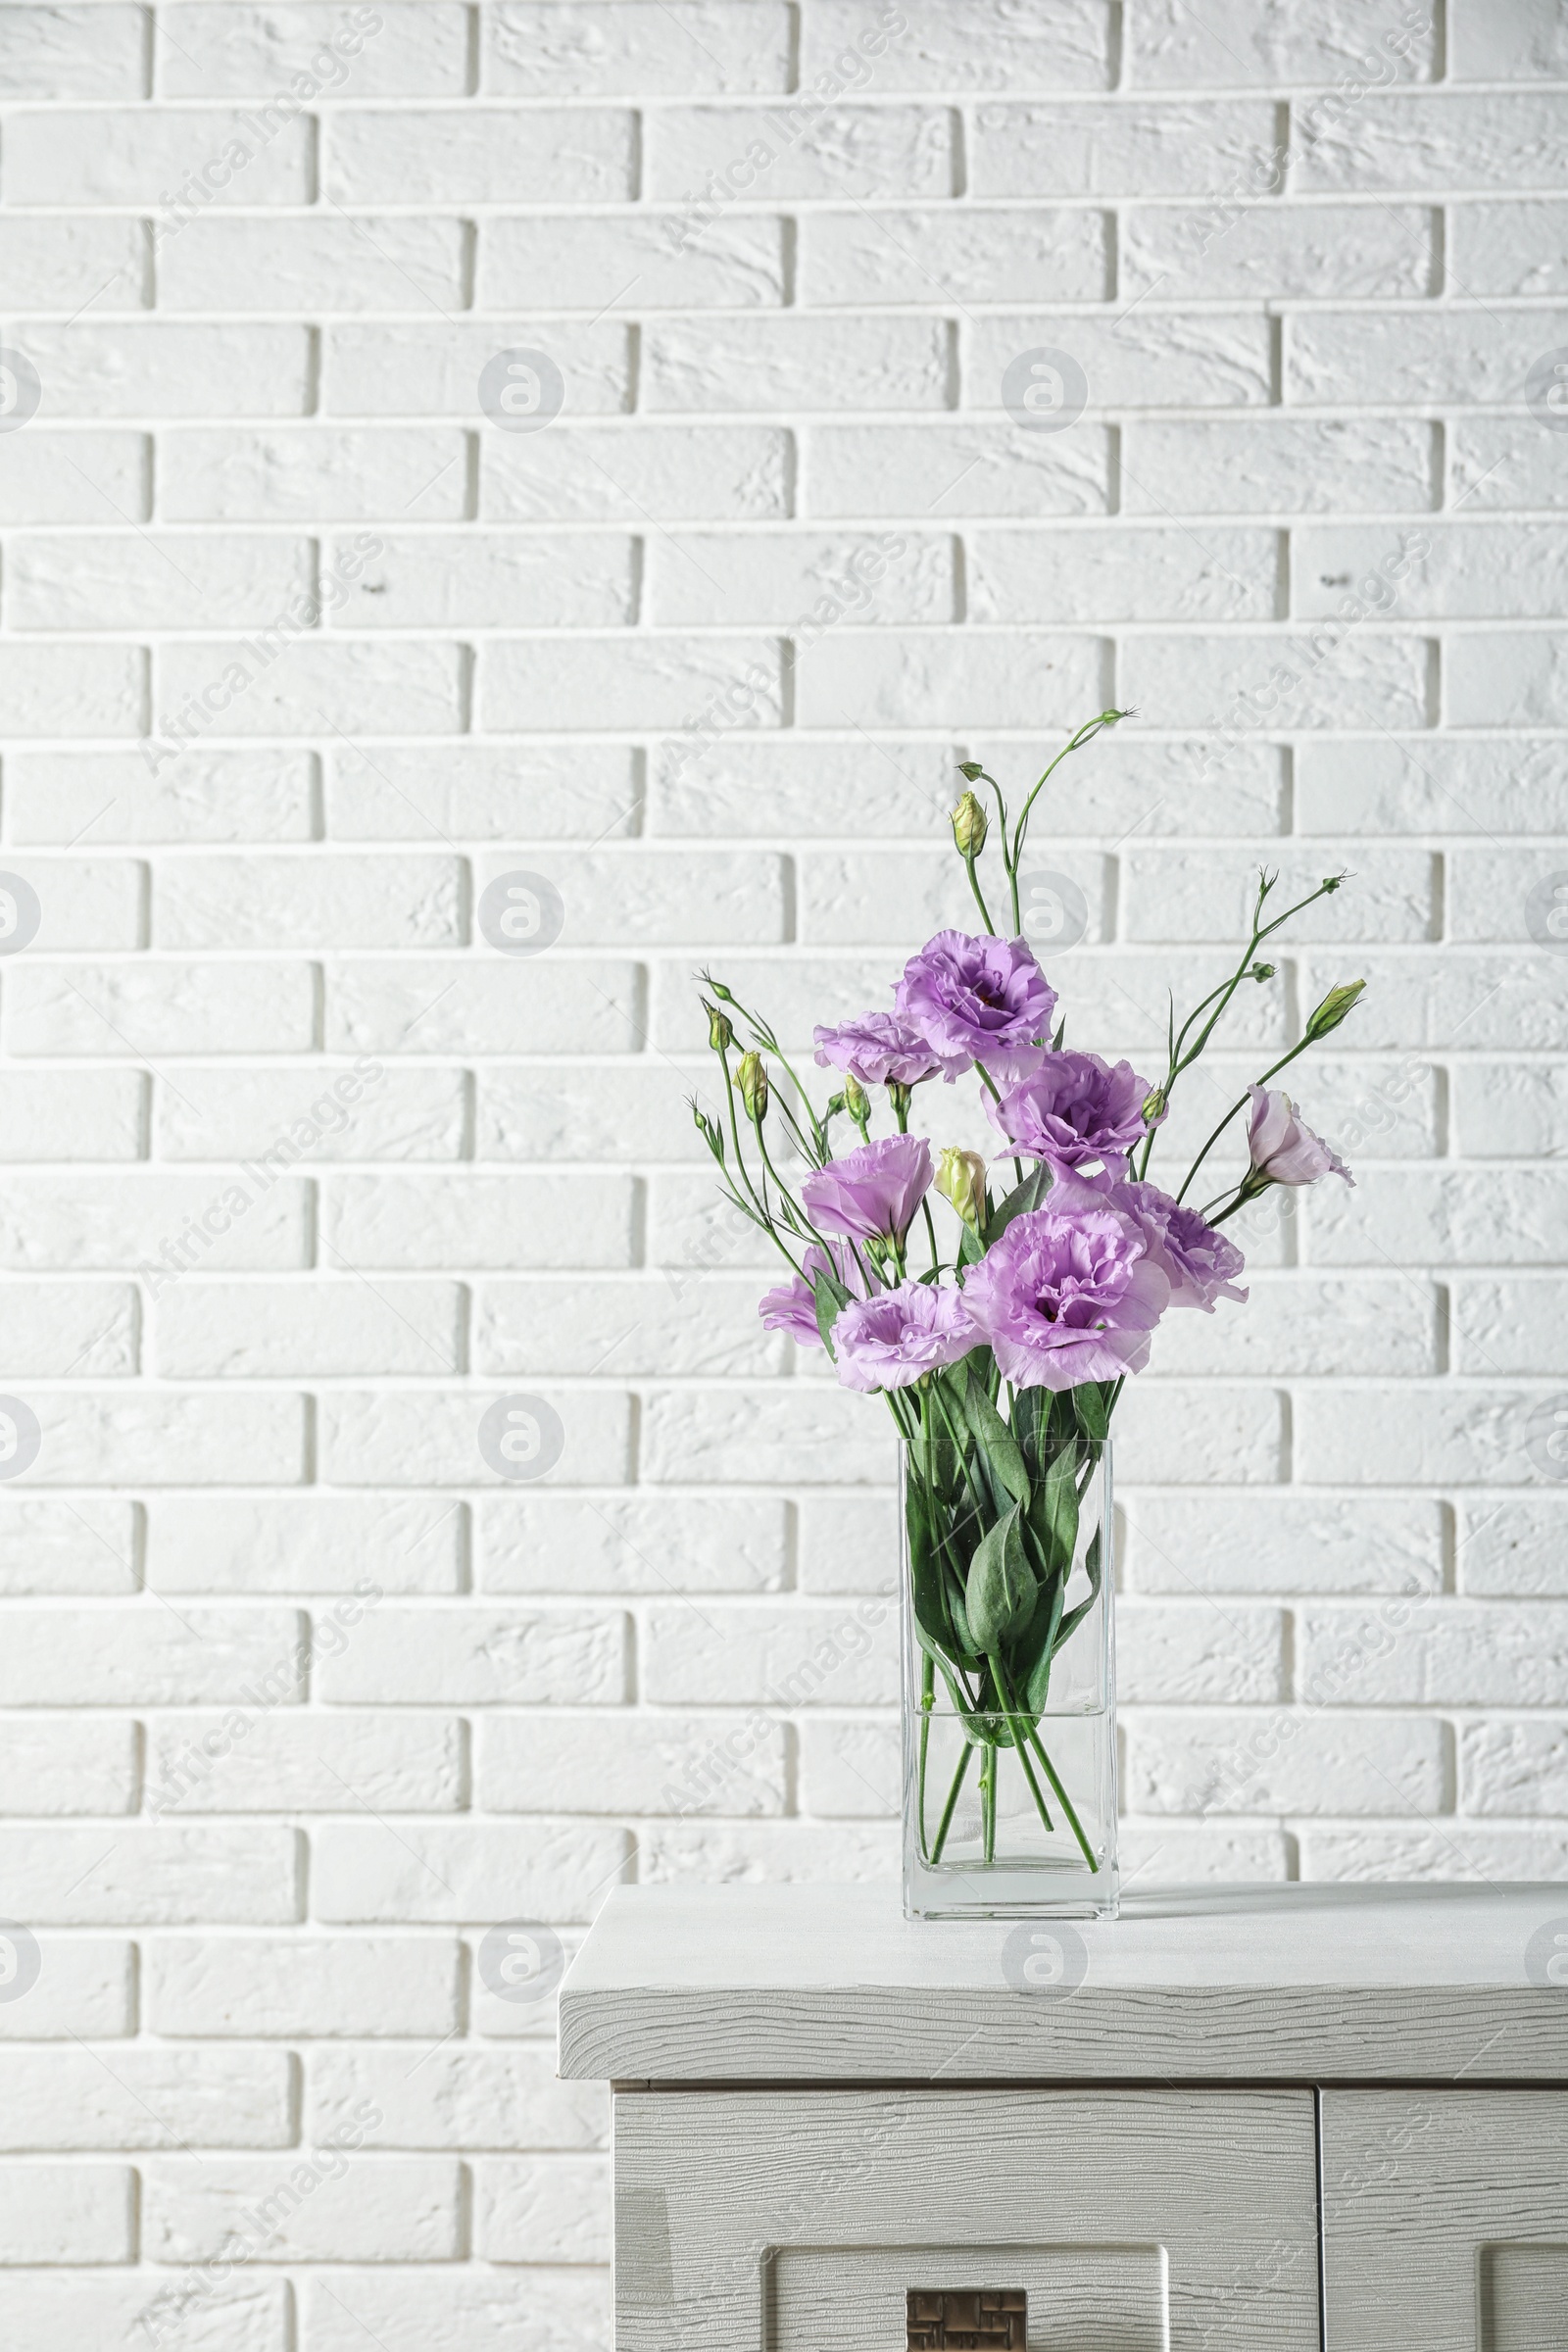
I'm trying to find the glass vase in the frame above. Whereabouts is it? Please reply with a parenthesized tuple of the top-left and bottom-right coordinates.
(901, 1437, 1118, 1922)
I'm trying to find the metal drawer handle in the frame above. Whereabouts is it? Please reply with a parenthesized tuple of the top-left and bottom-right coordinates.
(906, 2290, 1027, 2350)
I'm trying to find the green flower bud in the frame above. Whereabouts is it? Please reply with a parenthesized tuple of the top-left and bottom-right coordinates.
(736, 1051, 768, 1123)
(1304, 977, 1366, 1042)
(950, 789, 988, 858)
(935, 1145, 987, 1231)
(1141, 1085, 1167, 1127)
(1249, 960, 1277, 983)
(704, 998, 733, 1052)
(690, 1100, 724, 1159)
(844, 1072, 870, 1124)
(956, 760, 985, 782)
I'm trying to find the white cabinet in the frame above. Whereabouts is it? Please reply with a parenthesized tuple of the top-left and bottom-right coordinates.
(1323, 2090, 1568, 2352)
(562, 1881, 1568, 2352)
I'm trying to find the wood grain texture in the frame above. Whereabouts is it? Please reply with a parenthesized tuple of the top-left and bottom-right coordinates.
(559, 1881, 1568, 2083)
(1322, 2089, 1568, 2352)
(615, 2088, 1321, 2352)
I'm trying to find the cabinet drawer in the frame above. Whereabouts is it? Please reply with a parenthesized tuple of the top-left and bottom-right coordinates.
(1323, 2090, 1568, 2351)
(614, 2088, 1319, 2352)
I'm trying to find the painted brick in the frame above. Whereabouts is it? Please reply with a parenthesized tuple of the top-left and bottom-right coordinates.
(159, 217, 469, 313)
(643, 315, 951, 413)
(1122, 1493, 1444, 1597)
(971, 100, 1276, 196)
(477, 1494, 787, 1594)
(332, 531, 636, 629)
(480, 213, 786, 310)
(478, 1713, 788, 1814)
(483, 424, 789, 521)
(147, 1935, 460, 2035)
(485, 2, 793, 95)
(801, 207, 1108, 305)
(324, 320, 631, 416)
(0, 7, 146, 97)
(15, 323, 311, 416)
(146, 1494, 464, 1593)
(7, 105, 313, 204)
(158, 4, 470, 97)
(160, 426, 468, 521)
(325, 107, 635, 203)
(1122, 416, 1437, 514)
(1131, 1, 1437, 84)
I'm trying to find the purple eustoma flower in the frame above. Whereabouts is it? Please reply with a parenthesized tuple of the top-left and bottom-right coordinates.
(812, 1011, 962, 1088)
(759, 1239, 873, 1349)
(834, 1280, 980, 1394)
(801, 1133, 933, 1245)
(1247, 1086, 1353, 1187)
(990, 1051, 1159, 1173)
(1108, 1179, 1248, 1313)
(895, 930, 1057, 1084)
(960, 1173, 1170, 1390)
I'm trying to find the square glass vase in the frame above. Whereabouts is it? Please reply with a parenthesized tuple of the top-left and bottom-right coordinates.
(901, 1439, 1119, 1922)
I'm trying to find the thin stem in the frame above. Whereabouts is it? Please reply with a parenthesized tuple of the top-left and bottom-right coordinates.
(981, 1742, 997, 1862)
(989, 1655, 1055, 1837)
(928, 1740, 973, 1863)
(963, 852, 999, 934)
(917, 1650, 934, 1858)
(1021, 1717, 1098, 1873)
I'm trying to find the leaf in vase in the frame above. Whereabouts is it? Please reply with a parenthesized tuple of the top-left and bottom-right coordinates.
(965, 1499, 1038, 1651)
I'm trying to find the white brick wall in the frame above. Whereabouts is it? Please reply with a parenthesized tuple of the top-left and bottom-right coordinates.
(0, 0, 1563, 2336)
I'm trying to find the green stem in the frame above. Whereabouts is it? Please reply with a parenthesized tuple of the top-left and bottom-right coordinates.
(989, 1653, 1054, 1837)
(963, 852, 999, 935)
(917, 1650, 934, 1858)
(1021, 1717, 1098, 1873)
(981, 1742, 997, 1863)
(929, 1740, 973, 1863)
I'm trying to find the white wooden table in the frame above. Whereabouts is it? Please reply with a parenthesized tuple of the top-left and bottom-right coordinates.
(561, 1881, 1568, 2352)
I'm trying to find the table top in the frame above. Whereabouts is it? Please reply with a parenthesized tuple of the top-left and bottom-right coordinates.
(558, 1880, 1568, 2085)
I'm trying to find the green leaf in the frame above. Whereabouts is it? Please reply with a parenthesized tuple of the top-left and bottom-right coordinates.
(959, 1370, 1031, 1509)
(983, 1161, 1051, 1247)
(808, 1258, 850, 1353)
(1071, 1381, 1109, 1443)
(1054, 1520, 1104, 1653)
(1022, 1571, 1066, 1714)
(1030, 1442, 1080, 1577)
(964, 1500, 1037, 1651)
(904, 1470, 952, 1653)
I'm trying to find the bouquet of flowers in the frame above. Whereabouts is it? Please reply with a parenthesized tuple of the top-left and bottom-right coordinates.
(692, 711, 1363, 1888)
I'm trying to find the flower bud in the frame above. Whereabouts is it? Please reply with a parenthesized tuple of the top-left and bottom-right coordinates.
(704, 999, 733, 1052)
(1141, 1085, 1167, 1127)
(736, 1051, 768, 1123)
(706, 977, 735, 1002)
(1249, 960, 1277, 983)
(844, 1073, 870, 1124)
(956, 760, 984, 782)
(935, 1145, 986, 1231)
(950, 789, 988, 858)
(1303, 977, 1365, 1042)
(691, 1100, 724, 1159)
